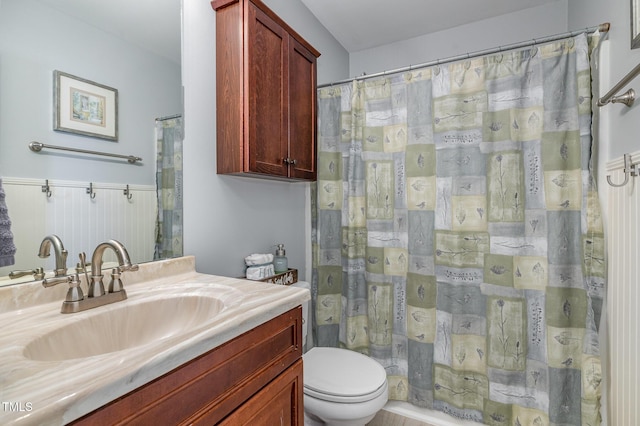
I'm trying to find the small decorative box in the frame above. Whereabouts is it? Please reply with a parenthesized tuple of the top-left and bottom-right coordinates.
(258, 268, 298, 286)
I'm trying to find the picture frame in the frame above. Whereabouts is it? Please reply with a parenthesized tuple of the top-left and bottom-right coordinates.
(53, 70, 118, 141)
(632, 0, 640, 49)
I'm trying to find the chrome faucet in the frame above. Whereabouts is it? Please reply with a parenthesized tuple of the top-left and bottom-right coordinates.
(38, 235, 68, 277)
(41, 239, 139, 314)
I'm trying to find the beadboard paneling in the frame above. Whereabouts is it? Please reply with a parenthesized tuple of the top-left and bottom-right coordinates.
(605, 154, 640, 426)
(0, 178, 156, 278)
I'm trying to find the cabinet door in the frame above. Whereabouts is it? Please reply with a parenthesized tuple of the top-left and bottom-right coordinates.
(219, 359, 303, 426)
(69, 308, 303, 426)
(288, 37, 317, 180)
(247, 3, 289, 177)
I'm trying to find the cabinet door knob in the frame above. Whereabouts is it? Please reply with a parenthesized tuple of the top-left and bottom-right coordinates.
(283, 158, 297, 166)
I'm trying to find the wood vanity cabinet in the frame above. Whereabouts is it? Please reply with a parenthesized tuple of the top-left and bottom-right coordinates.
(212, 0, 320, 181)
(70, 307, 303, 425)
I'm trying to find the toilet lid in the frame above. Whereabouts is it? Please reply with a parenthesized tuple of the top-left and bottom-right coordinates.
(303, 347, 387, 402)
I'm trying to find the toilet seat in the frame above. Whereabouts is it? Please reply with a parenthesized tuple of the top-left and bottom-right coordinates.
(303, 347, 388, 403)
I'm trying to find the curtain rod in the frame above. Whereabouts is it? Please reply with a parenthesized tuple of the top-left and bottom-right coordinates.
(317, 22, 610, 89)
(155, 113, 182, 121)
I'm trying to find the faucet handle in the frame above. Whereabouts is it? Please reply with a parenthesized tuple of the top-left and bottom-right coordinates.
(108, 268, 124, 293)
(42, 275, 73, 288)
(78, 252, 91, 285)
(65, 274, 84, 303)
(42, 274, 84, 303)
(9, 267, 45, 280)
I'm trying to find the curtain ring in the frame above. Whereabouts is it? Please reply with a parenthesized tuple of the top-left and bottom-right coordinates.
(405, 66, 413, 81)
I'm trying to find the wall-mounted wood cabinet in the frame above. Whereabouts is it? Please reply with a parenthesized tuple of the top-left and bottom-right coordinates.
(212, 0, 320, 181)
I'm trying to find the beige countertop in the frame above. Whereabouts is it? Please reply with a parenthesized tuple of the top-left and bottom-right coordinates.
(0, 256, 309, 425)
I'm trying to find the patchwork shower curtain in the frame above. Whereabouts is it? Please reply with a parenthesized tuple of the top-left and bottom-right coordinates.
(154, 115, 184, 260)
(312, 33, 605, 425)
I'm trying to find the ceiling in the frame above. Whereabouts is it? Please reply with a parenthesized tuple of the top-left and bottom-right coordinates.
(34, 0, 559, 63)
(301, 0, 560, 52)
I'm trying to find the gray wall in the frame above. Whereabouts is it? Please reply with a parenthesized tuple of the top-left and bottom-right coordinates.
(0, 0, 181, 185)
(182, 0, 349, 279)
(349, 1, 569, 77)
(568, 0, 639, 161)
(264, 0, 350, 85)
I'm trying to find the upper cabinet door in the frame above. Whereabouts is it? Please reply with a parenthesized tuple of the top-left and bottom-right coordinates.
(213, 0, 320, 181)
(247, 4, 289, 177)
(288, 38, 317, 181)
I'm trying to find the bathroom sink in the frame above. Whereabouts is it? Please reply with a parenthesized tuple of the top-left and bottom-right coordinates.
(23, 294, 230, 361)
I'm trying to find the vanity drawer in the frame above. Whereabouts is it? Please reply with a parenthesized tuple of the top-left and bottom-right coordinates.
(217, 358, 303, 426)
(70, 306, 302, 425)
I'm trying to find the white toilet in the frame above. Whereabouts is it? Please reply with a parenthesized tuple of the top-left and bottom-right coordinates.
(293, 282, 389, 426)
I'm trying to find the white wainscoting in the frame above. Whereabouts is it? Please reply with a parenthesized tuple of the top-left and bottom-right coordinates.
(605, 153, 640, 426)
(0, 178, 156, 278)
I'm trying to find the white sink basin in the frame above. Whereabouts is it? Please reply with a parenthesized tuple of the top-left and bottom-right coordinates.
(23, 294, 231, 361)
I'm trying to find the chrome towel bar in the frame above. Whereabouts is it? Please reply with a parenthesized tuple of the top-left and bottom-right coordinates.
(28, 141, 142, 164)
(598, 62, 640, 107)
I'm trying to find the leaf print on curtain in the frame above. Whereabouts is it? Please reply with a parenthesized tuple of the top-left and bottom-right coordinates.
(312, 32, 605, 425)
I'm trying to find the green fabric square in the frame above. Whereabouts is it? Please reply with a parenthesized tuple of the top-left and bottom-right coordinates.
(363, 126, 384, 152)
(342, 227, 367, 259)
(317, 266, 342, 295)
(407, 273, 437, 308)
(433, 92, 486, 132)
(434, 364, 488, 411)
(341, 111, 353, 143)
(542, 131, 581, 170)
(487, 150, 525, 222)
(366, 247, 384, 274)
(368, 282, 393, 345)
(435, 231, 490, 268)
(484, 399, 513, 426)
(583, 234, 605, 278)
(366, 160, 394, 220)
(483, 109, 512, 142)
(405, 144, 435, 176)
(484, 254, 514, 287)
(546, 287, 587, 328)
(487, 296, 527, 370)
(318, 152, 342, 181)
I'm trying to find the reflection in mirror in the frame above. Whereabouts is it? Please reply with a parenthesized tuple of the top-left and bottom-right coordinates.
(0, 0, 183, 286)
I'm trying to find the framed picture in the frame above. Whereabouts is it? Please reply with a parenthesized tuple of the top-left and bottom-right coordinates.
(633, 0, 640, 49)
(53, 70, 118, 141)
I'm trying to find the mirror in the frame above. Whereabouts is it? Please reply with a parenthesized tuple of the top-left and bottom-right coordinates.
(0, 0, 182, 286)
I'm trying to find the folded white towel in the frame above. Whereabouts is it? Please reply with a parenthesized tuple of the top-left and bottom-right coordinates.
(244, 253, 274, 266)
(246, 263, 275, 280)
